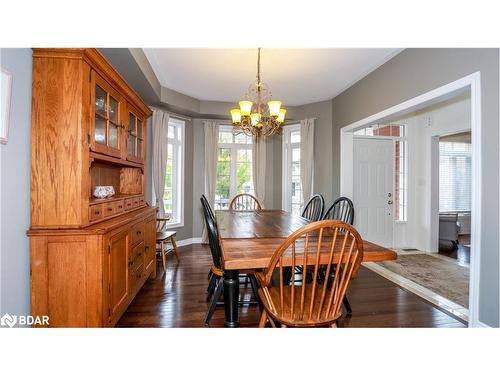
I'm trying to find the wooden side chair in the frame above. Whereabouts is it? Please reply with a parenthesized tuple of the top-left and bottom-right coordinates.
(257, 220, 364, 328)
(200, 195, 259, 326)
(323, 196, 354, 224)
(301, 194, 325, 221)
(229, 193, 262, 211)
(156, 216, 180, 273)
(322, 196, 355, 314)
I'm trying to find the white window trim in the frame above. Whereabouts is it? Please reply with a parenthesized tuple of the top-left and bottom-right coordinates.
(152, 117, 185, 229)
(216, 125, 253, 209)
(282, 123, 301, 212)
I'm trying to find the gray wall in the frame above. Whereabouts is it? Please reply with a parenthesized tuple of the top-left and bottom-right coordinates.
(0, 48, 32, 319)
(331, 48, 499, 327)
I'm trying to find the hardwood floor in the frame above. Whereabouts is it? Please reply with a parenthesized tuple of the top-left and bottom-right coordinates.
(117, 244, 466, 328)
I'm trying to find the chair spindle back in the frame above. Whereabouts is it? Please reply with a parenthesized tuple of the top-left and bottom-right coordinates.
(301, 194, 325, 221)
(229, 193, 262, 211)
(200, 195, 223, 270)
(322, 197, 354, 224)
(259, 220, 363, 326)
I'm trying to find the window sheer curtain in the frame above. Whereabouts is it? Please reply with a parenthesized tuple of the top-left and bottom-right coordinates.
(202, 121, 219, 243)
(252, 136, 266, 207)
(300, 118, 315, 203)
(152, 109, 170, 217)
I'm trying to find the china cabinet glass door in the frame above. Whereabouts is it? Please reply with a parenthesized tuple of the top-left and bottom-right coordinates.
(91, 72, 122, 158)
(127, 108, 144, 163)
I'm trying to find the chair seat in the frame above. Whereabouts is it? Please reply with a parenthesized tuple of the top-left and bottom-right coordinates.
(156, 230, 176, 242)
(258, 284, 342, 327)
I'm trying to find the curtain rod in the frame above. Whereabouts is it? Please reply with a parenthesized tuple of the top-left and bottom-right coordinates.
(149, 106, 192, 122)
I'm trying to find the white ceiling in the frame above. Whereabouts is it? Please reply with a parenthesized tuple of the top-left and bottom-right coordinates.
(143, 48, 402, 106)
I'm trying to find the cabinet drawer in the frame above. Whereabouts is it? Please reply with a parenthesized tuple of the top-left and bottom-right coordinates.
(139, 197, 145, 206)
(102, 201, 116, 217)
(129, 243, 144, 270)
(125, 198, 134, 210)
(89, 204, 104, 222)
(124, 198, 134, 211)
(131, 221, 145, 246)
(130, 261, 145, 291)
(132, 197, 140, 208)
(113, 199, 125, 214)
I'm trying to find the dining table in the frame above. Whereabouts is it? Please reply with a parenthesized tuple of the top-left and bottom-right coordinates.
(216, 209, 397, 327)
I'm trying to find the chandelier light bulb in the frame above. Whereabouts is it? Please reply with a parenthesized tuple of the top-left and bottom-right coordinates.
(267, 101, 282, 117)
(250, 113, 261, 126)
(277, 108, 286, 123)
(239, 101, 253, 116)
(230, 109, 242, 124)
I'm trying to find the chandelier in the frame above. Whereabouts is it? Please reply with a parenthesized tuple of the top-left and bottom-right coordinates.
(230, 48, 286, 137)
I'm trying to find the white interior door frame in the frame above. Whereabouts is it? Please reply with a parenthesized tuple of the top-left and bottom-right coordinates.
(340, 72, 482, 327)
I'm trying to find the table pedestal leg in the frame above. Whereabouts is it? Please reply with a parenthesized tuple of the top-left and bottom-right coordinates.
(223, 270, 239, 327)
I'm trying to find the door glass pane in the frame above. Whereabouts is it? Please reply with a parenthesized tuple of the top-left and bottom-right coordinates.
(95, 115, 106, 144)
(218, 130, 233, 144)
(109, 96, 118, 123)
(109, 123, 119, 148)
(235, 132, 249, 144)
(128, 135, 135, 155)
(137, 139, 142, 158)
(216, 148, 231, 209)
(95, 85, 107, 116)
(137, 120, 143, 139)
(290, 131, 300, 144)
(236, 149, 253, 194)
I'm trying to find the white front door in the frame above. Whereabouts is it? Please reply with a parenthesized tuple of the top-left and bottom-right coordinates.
(353, 138, 394, 248)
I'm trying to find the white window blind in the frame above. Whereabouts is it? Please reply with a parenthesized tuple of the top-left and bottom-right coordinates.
(439, 142, 471, 212)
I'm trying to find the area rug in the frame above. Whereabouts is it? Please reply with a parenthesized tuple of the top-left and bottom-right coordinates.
(378, 254, 469, 308)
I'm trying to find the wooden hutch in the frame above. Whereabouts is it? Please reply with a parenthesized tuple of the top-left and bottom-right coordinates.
(28, 49, 156, 327)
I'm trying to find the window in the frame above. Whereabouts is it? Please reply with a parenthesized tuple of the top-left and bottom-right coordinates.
(163, 118, 185, 226)
(215, 126, 253, 209)
(282, 124, 302, 216)
(439, 142, 471, 212)
(354, 122, 408, 221)
(395, 140, 408, 221)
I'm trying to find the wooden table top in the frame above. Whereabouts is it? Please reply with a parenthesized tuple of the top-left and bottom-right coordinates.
(216, 209, 310, 239)
(217, 210, 397, 270)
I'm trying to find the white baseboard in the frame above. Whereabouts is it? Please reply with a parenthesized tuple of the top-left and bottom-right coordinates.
(176, 237, 203, 247)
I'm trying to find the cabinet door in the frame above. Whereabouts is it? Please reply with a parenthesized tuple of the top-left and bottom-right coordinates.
(90, 71, 124, 159)
(144, 215, 156, 277)
(108, 229, 129, 321)
(126, 104, 146, 164)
